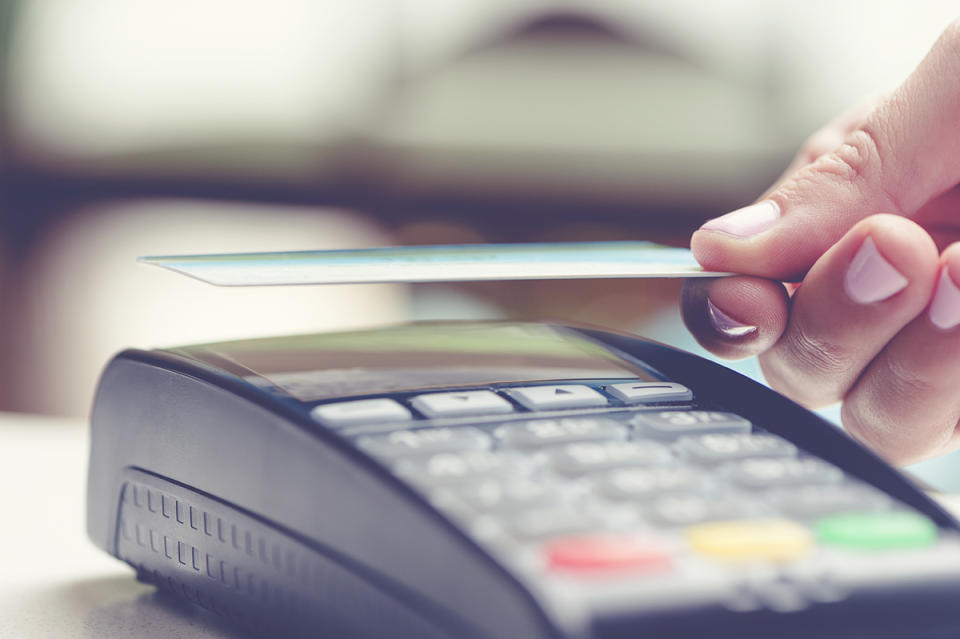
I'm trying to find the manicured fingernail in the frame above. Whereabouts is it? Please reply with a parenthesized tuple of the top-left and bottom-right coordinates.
(844, 236, 908, 304)
(929, 268, 960, 330)
(707, 299, 758, 338)
(700, 200, 780, 238)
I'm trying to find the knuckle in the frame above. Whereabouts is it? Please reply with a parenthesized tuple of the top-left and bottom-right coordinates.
(811, 125, 906, 216)
(760, 322, 850, 408)
(817, 128, 881, 185)
(784, 320, 851, 381)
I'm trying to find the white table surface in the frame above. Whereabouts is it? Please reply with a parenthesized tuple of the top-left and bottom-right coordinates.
(0, 413, 238, 638)
(4, 411, 960, 638)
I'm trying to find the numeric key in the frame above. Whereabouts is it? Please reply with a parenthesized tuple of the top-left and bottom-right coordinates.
(767, 485, 890, 519)
(677, 433, 796, 465)
(596, 467, 701, 501)
(547, 441, 672, 476)
(444, 478, 567, 514)
(393, 451, 527, 486)
(727, 458, 842, 489)
(647, 494, 749, 527)
(495, 418, 627, 450)
(630, 411, 751, 440)
(357, 427, 491, 458)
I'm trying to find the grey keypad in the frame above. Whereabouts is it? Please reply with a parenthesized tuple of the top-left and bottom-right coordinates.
(356, 427, 491, 458)
(677, 432, 797, 465)
(495, 417, 627, 450)
(547, 441, 672, 476)
(726, 458, 843, 489)
(345, 379, 905, 565)
(630, 411, 752, 440)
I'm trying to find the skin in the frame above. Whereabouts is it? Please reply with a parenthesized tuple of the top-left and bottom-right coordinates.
(681, 19, 960, 466)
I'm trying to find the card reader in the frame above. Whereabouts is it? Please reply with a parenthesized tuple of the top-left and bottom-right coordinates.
(86, 322, 960, 638)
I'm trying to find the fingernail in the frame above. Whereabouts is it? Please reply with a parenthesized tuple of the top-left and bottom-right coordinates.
(700, 200, 780, 238)
(707, 299, 758, 338)
(844, 236, 908, 304)
(929, 268, 960, 330)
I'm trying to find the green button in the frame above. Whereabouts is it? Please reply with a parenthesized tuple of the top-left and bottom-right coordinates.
(816, 512, 937, 550)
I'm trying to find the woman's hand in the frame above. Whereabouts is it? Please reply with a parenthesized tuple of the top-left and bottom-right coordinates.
(681, 20, 960, 466)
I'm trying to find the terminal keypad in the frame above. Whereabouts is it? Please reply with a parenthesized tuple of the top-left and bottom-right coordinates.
(315, 379, 937, 592)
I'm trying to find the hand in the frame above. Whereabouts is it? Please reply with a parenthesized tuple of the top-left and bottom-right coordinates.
(681, 20, 960, 466)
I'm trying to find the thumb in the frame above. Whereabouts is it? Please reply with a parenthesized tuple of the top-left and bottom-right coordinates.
(692, 20, 960, 281)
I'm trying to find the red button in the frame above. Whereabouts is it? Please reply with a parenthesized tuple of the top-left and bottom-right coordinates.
(544, 534, 672, 573)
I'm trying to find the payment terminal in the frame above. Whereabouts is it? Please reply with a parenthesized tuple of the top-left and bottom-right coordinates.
(86, 322, 960, 638)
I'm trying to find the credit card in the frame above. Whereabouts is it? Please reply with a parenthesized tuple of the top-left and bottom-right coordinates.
(139, 241, 732, 286)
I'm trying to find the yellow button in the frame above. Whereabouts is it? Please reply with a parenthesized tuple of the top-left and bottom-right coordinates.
(686, 519, 812, 561)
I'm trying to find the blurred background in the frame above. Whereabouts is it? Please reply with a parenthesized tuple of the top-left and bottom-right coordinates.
(0, 0, 957, 426)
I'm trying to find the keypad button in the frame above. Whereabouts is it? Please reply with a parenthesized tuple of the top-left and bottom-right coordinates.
(544, 533, 672, 574)
(687, 519, 813, 561)
(410, 391, 514, 419)
(597, 467, 701, 501)
(547, 441, 672, 476)
(647, 494, 748, 527)
(815, 512, 937, 550)
(357, 427, 491, 458)
(727, 458, 843, 489)
(508, 507, 608, 541)
(495, 417, 627, 450)
(677, 433, 796, 465)
(310, 398, 412, 428)
(393, 451, 527, 486)
(606, 382, 693, 404)
(630, 411, 751, 440)
(506, 385, 608, 410)
(447, 478, 566, 514)
(767, 484, 890, 519)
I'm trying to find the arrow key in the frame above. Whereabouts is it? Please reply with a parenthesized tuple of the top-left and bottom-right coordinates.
(507, 385, 608, 410)
(411, 391, 514, 419)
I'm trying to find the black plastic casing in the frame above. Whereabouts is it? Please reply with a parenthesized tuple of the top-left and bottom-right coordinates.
(86, 323, 960, 638)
